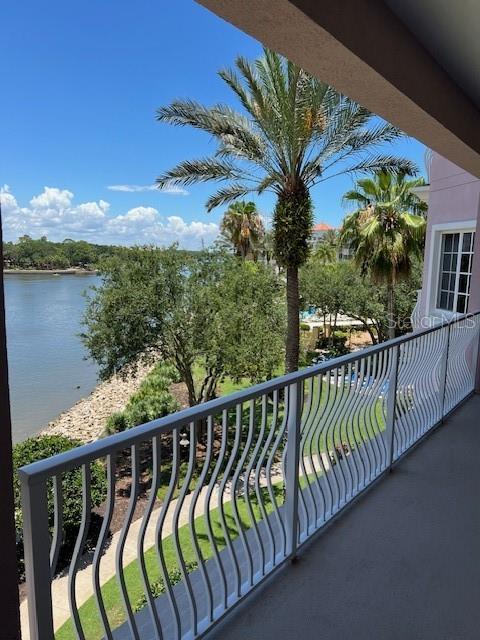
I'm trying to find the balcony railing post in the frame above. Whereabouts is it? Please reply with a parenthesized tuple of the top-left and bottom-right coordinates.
(284, 381, 302, 560)
(20, 473, 54, 640)
(473, 316, 480, 393)
(385, 344, 400, 471)
(439, 322, 452, 420)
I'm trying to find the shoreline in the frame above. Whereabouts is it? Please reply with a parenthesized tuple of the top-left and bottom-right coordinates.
(40, 361, 155, 443)
(4, 268, 98, 275)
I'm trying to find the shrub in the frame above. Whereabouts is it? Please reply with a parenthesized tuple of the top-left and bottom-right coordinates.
(105, 412, 128, 435)
(13, 434, 107, 579)
(105, 361, 181, 434)
(300, 322, 310, 332)
(316, 331, 348, 350)
(123, 391, 180, 428)
(134, 561, 198, 612)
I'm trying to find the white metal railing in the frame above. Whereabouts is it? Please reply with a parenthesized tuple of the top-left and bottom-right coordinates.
(19, 312, 480, 640)
(410, 289, 422, 330)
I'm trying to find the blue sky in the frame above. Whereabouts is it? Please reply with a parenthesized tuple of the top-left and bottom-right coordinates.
(0, 0, 426, 247)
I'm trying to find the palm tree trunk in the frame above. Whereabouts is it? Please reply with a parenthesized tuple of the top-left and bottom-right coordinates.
(286, 265, 300, 372)
(387, 283, 395, 340)
(273, 185, 313, 374)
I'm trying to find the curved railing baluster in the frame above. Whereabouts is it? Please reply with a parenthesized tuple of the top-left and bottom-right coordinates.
(189, 416, 214, 624)
(92, 454, 116, 640)
(172, 421, 198, 635)
(137, 437, 163, 640)
(230, 403, 255, 588)
(116, 445, 140, 640)
(265, 388, 288, 557)
(217, 405, 243, 598)
(68, 464, 91, 640)
(204, 410, 228, 612)
(253, 394, 276, 569)
(155, 431, 181, 639)
(262, 389, 285, 559)
(244, 397, 268, 575)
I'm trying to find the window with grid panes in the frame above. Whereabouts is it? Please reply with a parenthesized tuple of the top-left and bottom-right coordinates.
(436, 231, 475, 313)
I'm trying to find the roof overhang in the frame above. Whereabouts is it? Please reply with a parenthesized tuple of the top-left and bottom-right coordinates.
(410, 185, 430, 205)
(197, 0, 480, 177)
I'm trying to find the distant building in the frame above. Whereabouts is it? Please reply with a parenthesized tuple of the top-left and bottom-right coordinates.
(310, 221, 353, 260)
(311, 222, 336, 243)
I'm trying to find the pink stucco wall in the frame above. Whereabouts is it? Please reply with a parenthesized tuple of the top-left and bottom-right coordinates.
(419, 152, 480, 318)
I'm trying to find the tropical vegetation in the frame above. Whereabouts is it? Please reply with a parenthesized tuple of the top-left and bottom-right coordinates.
(156, 47, 417, 372)
(219, 200, 265, 259)
(341, 171, 427, 338)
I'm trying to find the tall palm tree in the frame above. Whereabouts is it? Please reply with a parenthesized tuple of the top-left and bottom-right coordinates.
(220, 200, 265, 259)
(341, 171, 427, 339)
(156, 48, 417, 372)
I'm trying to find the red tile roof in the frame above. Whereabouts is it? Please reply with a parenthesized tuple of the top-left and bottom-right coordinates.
(312, 222, 336, 232)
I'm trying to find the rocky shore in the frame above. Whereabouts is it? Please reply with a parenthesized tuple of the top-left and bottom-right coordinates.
(41, 361, 155, 443)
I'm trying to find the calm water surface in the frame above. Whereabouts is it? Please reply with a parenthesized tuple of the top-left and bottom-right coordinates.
(4, 273, 99, 442)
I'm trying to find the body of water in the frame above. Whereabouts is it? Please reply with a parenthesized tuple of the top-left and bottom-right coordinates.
(4, 272, 100, 443)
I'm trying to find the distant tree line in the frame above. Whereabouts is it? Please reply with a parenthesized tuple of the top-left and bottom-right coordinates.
(3, 235, 198, 270)
(3, 235, 121, 270)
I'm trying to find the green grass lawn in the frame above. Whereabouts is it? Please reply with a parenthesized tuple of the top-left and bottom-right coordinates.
(55, 485, 284, 640)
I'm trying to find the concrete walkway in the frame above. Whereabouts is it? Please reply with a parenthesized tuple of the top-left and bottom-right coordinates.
(207, 395, 480, 640)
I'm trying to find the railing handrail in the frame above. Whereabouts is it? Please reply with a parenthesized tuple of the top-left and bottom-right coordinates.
(18, 310, 480, 483)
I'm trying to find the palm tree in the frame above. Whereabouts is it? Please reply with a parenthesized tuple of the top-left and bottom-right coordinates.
(341, 171, 427, 339)
(156, 48, 417, 372)
(261, 229, 275, 265)
(322, 229, 339, 248)
(220, 200, 265, 259)
(313, 241, 336, 265)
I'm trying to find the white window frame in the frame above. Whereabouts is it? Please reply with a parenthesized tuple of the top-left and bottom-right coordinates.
(425, 220, 476, 319)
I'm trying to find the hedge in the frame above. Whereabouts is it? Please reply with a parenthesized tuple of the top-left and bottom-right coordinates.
(13, 434, 107, 579)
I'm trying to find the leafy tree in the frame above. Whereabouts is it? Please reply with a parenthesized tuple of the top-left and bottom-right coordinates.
(341, 171, 426, 339)
(82, 247, 285, 406)
(156, 49, 416, 372)
(219, 200, 265, 259)
(301, 257, 422, 344)
(61, 240, 96, 267)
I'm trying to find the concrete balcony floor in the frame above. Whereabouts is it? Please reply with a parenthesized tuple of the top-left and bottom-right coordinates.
(207, 394, 480, 640)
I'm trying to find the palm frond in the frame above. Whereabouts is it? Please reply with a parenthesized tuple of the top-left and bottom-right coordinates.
(205, 183, 254, 211)
(156, 158, 242, 189)
(318, 155, 418, 184)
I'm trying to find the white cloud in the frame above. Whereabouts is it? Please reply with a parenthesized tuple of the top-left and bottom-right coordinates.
(0, 185, 217, 249)
(107, 184, 188, 196)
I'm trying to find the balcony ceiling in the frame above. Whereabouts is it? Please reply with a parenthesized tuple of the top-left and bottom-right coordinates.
(386, 0, 480, 108)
